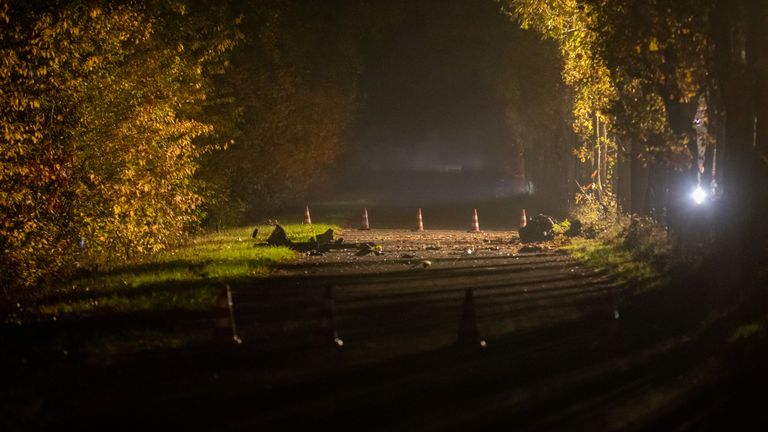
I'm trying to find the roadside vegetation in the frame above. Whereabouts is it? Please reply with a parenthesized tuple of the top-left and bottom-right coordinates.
(4, 223, 338, 358)
(0, 0, 367, 313)
(563, 195, 768, 377)
(504, 0, 768, 336)
(561, 197, 671, 294)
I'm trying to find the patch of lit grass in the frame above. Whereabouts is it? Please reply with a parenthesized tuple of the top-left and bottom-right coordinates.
(13, 223, 337, 358)
(564, 237, 665, 291)
(34, 224, 337, 319)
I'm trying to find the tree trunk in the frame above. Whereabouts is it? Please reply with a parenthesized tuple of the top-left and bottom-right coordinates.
(629, 138, 647, 215)
(602, 124, 609, 193)
(617, 139, 632, 212)
(748, 0, 768, 310)
(595, 113, 604, 200)
(712, 0, 761, 305)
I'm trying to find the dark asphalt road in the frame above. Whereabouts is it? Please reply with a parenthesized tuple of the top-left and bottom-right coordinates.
(12, 229, 760, 431)
(203, 229, 694, 431)
(228, 248, 631, 430)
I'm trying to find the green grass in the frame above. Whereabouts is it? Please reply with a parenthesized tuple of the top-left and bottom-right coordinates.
(563, 237, 665, 292)
(34, 223, 339, 319)
(9, 223, 338, 357)
(562, 200, 673, 293)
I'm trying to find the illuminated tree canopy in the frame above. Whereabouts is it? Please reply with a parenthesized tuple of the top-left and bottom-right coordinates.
(0, 0, 237, 290)
(503, 0, 768, 290)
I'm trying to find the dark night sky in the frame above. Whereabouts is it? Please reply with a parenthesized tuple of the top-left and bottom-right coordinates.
(341, 0, 560, 176)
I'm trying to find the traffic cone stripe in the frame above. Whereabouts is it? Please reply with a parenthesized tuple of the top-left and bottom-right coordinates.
(360, 208, 371, 230)
(468, 209, 481, 233)
(416, 208, 424, 231)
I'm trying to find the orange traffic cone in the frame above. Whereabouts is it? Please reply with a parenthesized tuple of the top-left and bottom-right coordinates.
(468, 209, 481, 233)
(213, 284, 242, 345)
(359, 208, 371, 230)
(415, 208, 425, 231)
(304, 205, 312, 225)
(315, 286, 343, 347)
(520, 209, 527, 228)
(456, 288, 486, 349)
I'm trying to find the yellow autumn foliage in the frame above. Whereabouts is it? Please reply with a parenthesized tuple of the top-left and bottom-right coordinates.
(0, 0, 236, 297)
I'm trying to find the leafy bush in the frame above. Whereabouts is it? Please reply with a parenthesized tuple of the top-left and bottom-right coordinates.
(568, 191, 673, 283)
(551, 219, 572, 235)
(0, 1, 236, 303)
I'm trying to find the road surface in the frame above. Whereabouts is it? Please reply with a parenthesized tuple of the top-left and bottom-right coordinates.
(25, 228, 755, 431)
(220, 229, 661, 430)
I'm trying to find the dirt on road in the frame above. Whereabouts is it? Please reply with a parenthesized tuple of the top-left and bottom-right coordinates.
(274, 228, 560, 275)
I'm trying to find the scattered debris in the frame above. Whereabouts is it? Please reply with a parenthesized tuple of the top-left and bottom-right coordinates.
(483, 238, 506, 245)
(425, 245, 441, 251)
(519, 214, 556, 243)
(400, 253, 417, 259)
(313, 229, 334, 247)
(266, 224, 293, 247)
(306, 250, 324, 256)
(354, 248, 372, 257)
(355, 243, 383, 256)
(519, 244, 545, 253)
(463, 247, 474, 255)
(251, 227, 259, 238)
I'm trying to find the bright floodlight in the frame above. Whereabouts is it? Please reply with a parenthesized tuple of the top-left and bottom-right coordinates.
(691, 185, 706, 205)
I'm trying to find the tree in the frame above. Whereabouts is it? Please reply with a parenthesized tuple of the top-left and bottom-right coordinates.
(0, 0, 237, 303)
(503, 0, 620, 203)
(198, 0, 367, 226)
(502, 0, 768, 300)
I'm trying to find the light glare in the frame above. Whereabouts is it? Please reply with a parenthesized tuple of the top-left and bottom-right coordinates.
(691, 186, 706, 205)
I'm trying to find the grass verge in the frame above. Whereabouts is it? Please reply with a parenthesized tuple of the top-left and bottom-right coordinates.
(560, 200, 672, 294)
(563, 237, 666, 292)
(6, 223, 339, 358)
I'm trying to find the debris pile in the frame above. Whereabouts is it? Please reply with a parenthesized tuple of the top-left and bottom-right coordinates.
(518, 214, 556, 243)
(266, 224, 292, 247)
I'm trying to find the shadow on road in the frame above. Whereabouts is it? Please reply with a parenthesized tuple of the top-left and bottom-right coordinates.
(2, 251, 767, 431)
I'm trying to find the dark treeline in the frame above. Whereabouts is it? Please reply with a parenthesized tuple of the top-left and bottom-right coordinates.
(1, 0, 576, 299)
(6, 0, 765, 308)
(199, 0, 375, 226)
(0, 0, 377, 296)
(506, 0, 768, 301)
(0, 0, 238, 295)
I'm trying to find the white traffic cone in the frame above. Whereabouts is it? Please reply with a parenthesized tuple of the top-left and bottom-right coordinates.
(468, 209, 481, 233)
(360, 208, 371, 230)
(416, 208, 425, 231)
